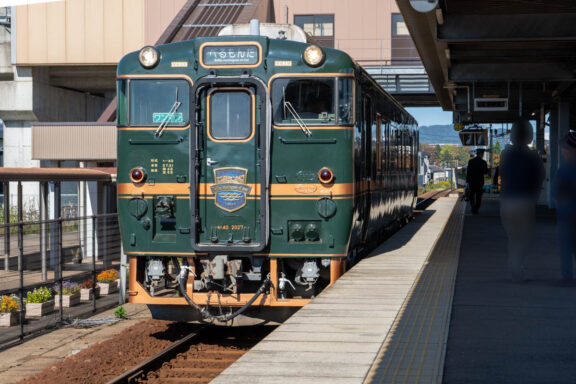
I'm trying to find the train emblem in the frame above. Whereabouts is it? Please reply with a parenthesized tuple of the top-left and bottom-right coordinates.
(210, 167, 252, 212)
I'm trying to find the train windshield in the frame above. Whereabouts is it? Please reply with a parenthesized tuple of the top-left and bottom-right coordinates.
(209, 90, 253, 140)
(272, 77, 353, 126)
(128, 79, 190, 126)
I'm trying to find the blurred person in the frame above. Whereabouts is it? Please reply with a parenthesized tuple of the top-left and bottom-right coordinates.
(553, 132, 576, 285)
(492, 165, 500, 193)
(499, 118, 545, 282)
(466, 148, 488, 214)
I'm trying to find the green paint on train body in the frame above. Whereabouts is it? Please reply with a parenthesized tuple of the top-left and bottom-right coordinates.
(117, 34, 417, 259)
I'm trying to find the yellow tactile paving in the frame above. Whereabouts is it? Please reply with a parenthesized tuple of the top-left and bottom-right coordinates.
(365, 200, 464, 384)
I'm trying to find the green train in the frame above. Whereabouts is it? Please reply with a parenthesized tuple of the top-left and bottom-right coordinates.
(117, 23, 418, 324)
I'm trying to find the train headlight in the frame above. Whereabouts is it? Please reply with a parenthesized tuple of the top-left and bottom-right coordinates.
(303, 45, 324, 67)
(139, 46, 159, 68)
(129, 167, 147, 184)
(318, 167, 334, 184)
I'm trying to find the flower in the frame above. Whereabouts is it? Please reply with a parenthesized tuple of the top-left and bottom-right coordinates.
(81, 280, 94, 289)
(97, 269, 119, 283)
(26, 287, 53, 304)
(53, 281, 81, 295)
(0, 296, 18, 313)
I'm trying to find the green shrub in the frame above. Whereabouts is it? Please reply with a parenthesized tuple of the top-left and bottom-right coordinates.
(114, 306, 127, 319)
(26, 287, 53, 303)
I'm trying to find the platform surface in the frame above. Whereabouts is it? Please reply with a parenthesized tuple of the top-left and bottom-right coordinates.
(443, 199, 576, 384)
(212, 196, 462, 384)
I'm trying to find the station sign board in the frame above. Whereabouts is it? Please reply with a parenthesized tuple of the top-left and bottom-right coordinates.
(459, 129, 488, 146)
(201, 44, 260, 67)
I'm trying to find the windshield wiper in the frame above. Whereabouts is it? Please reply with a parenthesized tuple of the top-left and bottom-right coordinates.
(283, 101, 311, 137)
(155, 89, 182, 137)
(282, 86, 311, 137)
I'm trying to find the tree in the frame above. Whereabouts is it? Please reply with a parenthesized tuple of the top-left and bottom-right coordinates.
(493, 141, 502, 155)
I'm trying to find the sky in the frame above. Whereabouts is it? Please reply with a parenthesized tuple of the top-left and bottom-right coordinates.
(406, 107, 453, 126)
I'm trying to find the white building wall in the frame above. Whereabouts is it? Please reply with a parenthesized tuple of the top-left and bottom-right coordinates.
(3, 120, 40, 208)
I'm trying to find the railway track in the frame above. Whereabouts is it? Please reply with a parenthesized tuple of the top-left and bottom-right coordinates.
(106, 326, 275, 384)
(415, 188, 454, 210)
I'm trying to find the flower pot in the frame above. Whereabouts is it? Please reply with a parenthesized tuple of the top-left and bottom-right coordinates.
(97, 280, 118, 295)
(55, 292, 81, 308)
(80, 287, 100, 301)
(0, 312, 17, 327)
(26, 300, 55, 317)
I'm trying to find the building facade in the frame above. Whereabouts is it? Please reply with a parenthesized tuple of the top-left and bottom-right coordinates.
(0, 0, 428, 211)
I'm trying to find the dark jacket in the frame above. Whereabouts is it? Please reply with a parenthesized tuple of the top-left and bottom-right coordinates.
(466, 156, 488, 190)
(499, 146, 544, 199)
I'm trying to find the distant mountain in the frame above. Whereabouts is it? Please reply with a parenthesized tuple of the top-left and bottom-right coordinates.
(418, 125, 461, 145)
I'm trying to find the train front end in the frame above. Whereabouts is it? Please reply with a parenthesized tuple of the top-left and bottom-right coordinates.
(117, 29, 355, 323)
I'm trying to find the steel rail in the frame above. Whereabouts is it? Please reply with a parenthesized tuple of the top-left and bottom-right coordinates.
(105, 326, 208, 384)
(415, 188, 452, 210)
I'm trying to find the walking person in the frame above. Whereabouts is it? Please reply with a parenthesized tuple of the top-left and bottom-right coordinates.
(466, 148, 488, 214)
(499, 119, 545, 282)
(553, 132, 576, 285)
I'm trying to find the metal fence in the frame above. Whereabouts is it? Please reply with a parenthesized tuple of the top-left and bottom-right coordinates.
(0, 213, 122, 348)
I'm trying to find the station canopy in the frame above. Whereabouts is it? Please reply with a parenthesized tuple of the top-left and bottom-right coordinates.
(397, 0, 576, 124)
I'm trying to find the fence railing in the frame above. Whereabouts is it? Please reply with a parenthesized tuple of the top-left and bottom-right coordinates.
(333, 38, 422, 67)
(0, 213, 122, 348)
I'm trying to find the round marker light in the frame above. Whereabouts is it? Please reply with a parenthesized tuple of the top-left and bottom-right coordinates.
(139, 46, 159, 68)
(130, 167, 146, 184)
(318, 167, 334, 184)
(303, 45, 325, 67)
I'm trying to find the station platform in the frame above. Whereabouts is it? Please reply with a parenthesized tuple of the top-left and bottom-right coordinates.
(212, 196, 576, 384)
(212, 195, 463, 384)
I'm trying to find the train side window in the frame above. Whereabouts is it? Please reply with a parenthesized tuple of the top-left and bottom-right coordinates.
(376, 114, 382, 174)
(402, 130, 408, 170)
(208, 89, 253, 140)
(405, 131, 409, 170)
(384, 121, 390, 171)
(390, 125, 397, 170)
(117, 80, 127, 126)
(129, 79, 190, 127)
(338, 78, 354, 124)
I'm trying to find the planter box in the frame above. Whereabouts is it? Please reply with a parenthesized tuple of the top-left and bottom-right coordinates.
(0, 312, 17, 327)
(97, 280, 118, 296)
(26, 300, 55, 317)
(55, 292, 81, 308)
(80, 287, 100, 301)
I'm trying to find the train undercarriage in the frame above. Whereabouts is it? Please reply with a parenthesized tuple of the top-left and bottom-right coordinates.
(128, 255, 345, 324)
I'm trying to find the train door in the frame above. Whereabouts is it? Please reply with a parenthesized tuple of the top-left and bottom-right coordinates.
(191, 78, 268, 252)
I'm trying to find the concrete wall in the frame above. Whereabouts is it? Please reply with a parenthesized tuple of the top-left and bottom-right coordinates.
(3, 120, 40, 206)
(274, 0, 400, 62)
(31, 67, 107, 122)
(15, 0, 187, 65)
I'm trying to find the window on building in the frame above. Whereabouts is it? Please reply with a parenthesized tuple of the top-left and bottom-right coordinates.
(392, 14, 409, 36)
(391, 13, 420, 65)
(294, 14, 334, 48)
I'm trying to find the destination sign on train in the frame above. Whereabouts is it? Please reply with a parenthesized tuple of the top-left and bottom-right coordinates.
(202, 45, 259, 66)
